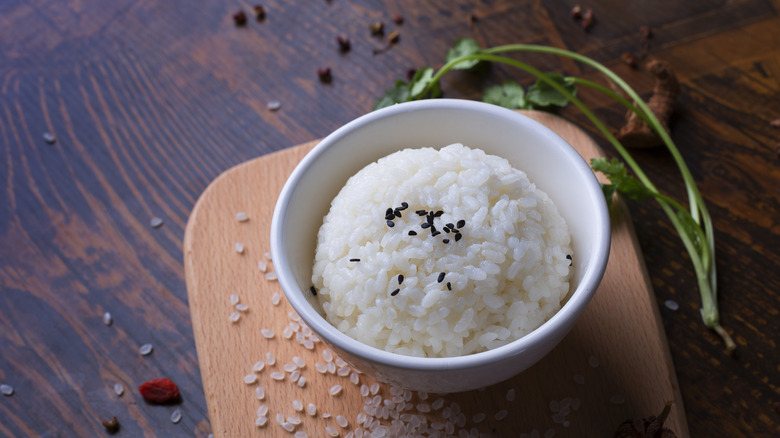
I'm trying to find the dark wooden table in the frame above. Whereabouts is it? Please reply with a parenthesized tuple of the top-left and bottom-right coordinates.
(1, 1, 778, 436)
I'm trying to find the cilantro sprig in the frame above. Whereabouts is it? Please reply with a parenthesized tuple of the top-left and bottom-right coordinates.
(374, 39, 734, 352)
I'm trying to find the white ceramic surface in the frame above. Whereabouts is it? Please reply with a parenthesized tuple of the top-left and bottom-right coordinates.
(270, 99, 610, 393)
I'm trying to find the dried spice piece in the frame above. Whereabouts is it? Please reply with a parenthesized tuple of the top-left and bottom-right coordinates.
(617, 59, 680, 148)
(640, 25, 653, 39)
(613, 402, 678, 437)
(621, 52, 638, 69)
(581, 7, 595, 31)
(336, 34, 351, 53)
(138, 378, 180, 404)
(392, 13, 404, 25)
(253, 5, 266, 21)
(233, 10, 247, 26)
(317, 67, 332, 83)
(387, 30, 400, 45)
(101, 416, 120, 434)
(570, 4, 583, 20)
(370, 21, 384, 36)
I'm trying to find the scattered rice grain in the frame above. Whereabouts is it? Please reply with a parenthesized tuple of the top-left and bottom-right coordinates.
(235, 303, 249, 312)
(290, 370, 301, 382)
(235, 242, 245, 254)
(253, 360, 266, 373)
(1, 384, 14, 396)
(472, 413, 486, 423)
(264, 251, 273, 260)
(282, 422, 295, 432)
(257, 405, 269, 416)
(329, 384, 343, 396)
(336, 415, 348, 428)
(297, 376, 307, 387)
(272, 292, 282, 305)
(139, 343, 153, 356)
(293, 356, 306, 368)
(230, 294, 240, 305)
(506, 388, 516, 402)
(103, 312, 113, 326)
(494, 409, 508, 421)
(267, 100, 282, 111)
(113, 383, 124, 396)
(236, 212, 249, 222)
(150, 217, 164, 228)
(284, 362, 298, 372)
(261, 328, 275, 339)
(228, 311, 241, 323)
(325, 425, 339, 436)
(244, 374, 258, 384)
(294, 432, 309, 438)
(588, 355, 600, 368)
(288, 416, 302, 425)
(664, 299, 679, 311)
(270, 371, 285, 381)
(307, 402, 317, 416)
(256, 416, 268, 427)
(170, 408, 182, 424)
(258, 261, 268, 272)
(266, 352, 276, 365)
(349, 372, 360, 385)
(265, 272, 278, 281)
(292, 399, 304, 411)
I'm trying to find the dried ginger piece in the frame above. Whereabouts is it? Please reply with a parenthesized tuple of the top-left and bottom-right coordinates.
(617, 59, 680, 148)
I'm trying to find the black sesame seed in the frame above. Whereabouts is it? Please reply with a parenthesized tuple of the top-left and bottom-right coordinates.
(443, 226, 450, 233)
(457, 219, 465, 228)
(443, 239, 450, 244)
(426, 215, 434, 225)
(421, 222, 431, 229)
(390, 288, 400, 296)
(434, 210, 444, 217)
(349, 258, 361, 262)
(415, 209, 427, 216)
(408, 230, 417, 236)
(446, 282, 452, 290)
(566, 254, 573, 266)
(397, 274, 404, 284)
(431, 231, 441, 237)
(454, 233, 462, 241)
(386, 213, 396, 220)
(400, 202, 408, 209)
(446, 223, 455, 229)
(394, 209, 402, 218)
(310, 286, 318, 296)
(437, 272, 445, 283)
(386, 220, 395, 227)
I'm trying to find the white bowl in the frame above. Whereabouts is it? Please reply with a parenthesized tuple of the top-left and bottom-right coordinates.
(271, 99, 610, 393)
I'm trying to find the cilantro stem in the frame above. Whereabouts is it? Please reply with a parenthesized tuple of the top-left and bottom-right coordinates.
(421, 46, 733, 352)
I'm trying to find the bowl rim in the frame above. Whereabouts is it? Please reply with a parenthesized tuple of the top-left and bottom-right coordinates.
(271, 98, 610, 371)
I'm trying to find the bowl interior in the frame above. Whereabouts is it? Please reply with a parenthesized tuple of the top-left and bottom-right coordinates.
(272, 99, 608, 367)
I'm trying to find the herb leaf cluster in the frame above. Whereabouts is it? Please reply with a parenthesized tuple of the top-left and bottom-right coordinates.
(373, 38, 733, 352)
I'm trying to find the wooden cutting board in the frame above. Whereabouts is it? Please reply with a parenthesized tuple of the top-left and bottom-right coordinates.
(184, 110, 689, 437)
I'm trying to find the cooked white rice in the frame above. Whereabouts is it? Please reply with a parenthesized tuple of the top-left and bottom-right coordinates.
(312, 143, 571, 357)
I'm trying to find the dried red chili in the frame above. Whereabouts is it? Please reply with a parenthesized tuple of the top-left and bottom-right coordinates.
(138, 378, 180, 404)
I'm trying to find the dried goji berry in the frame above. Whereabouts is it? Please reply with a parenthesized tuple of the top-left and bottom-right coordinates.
(138, 378, 180, 404)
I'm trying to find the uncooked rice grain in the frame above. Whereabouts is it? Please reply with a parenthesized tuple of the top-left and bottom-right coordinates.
(313, 143, 571, 357)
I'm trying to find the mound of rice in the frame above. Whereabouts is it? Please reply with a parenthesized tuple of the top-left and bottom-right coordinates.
(312, 143, 571, 357)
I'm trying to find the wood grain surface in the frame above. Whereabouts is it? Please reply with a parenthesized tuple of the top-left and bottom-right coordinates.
(1, 1, 779, 437)
(184, 110, 689, 437)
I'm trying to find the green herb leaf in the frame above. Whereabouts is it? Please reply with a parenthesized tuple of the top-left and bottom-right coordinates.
(373, 80, 411, 110)
(409, 67, 440, 99)
(446, 38, 482, 70)
(526, 73, 577, 108)
(482, 80, 528, 109)
(590, 157, 652, 202)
